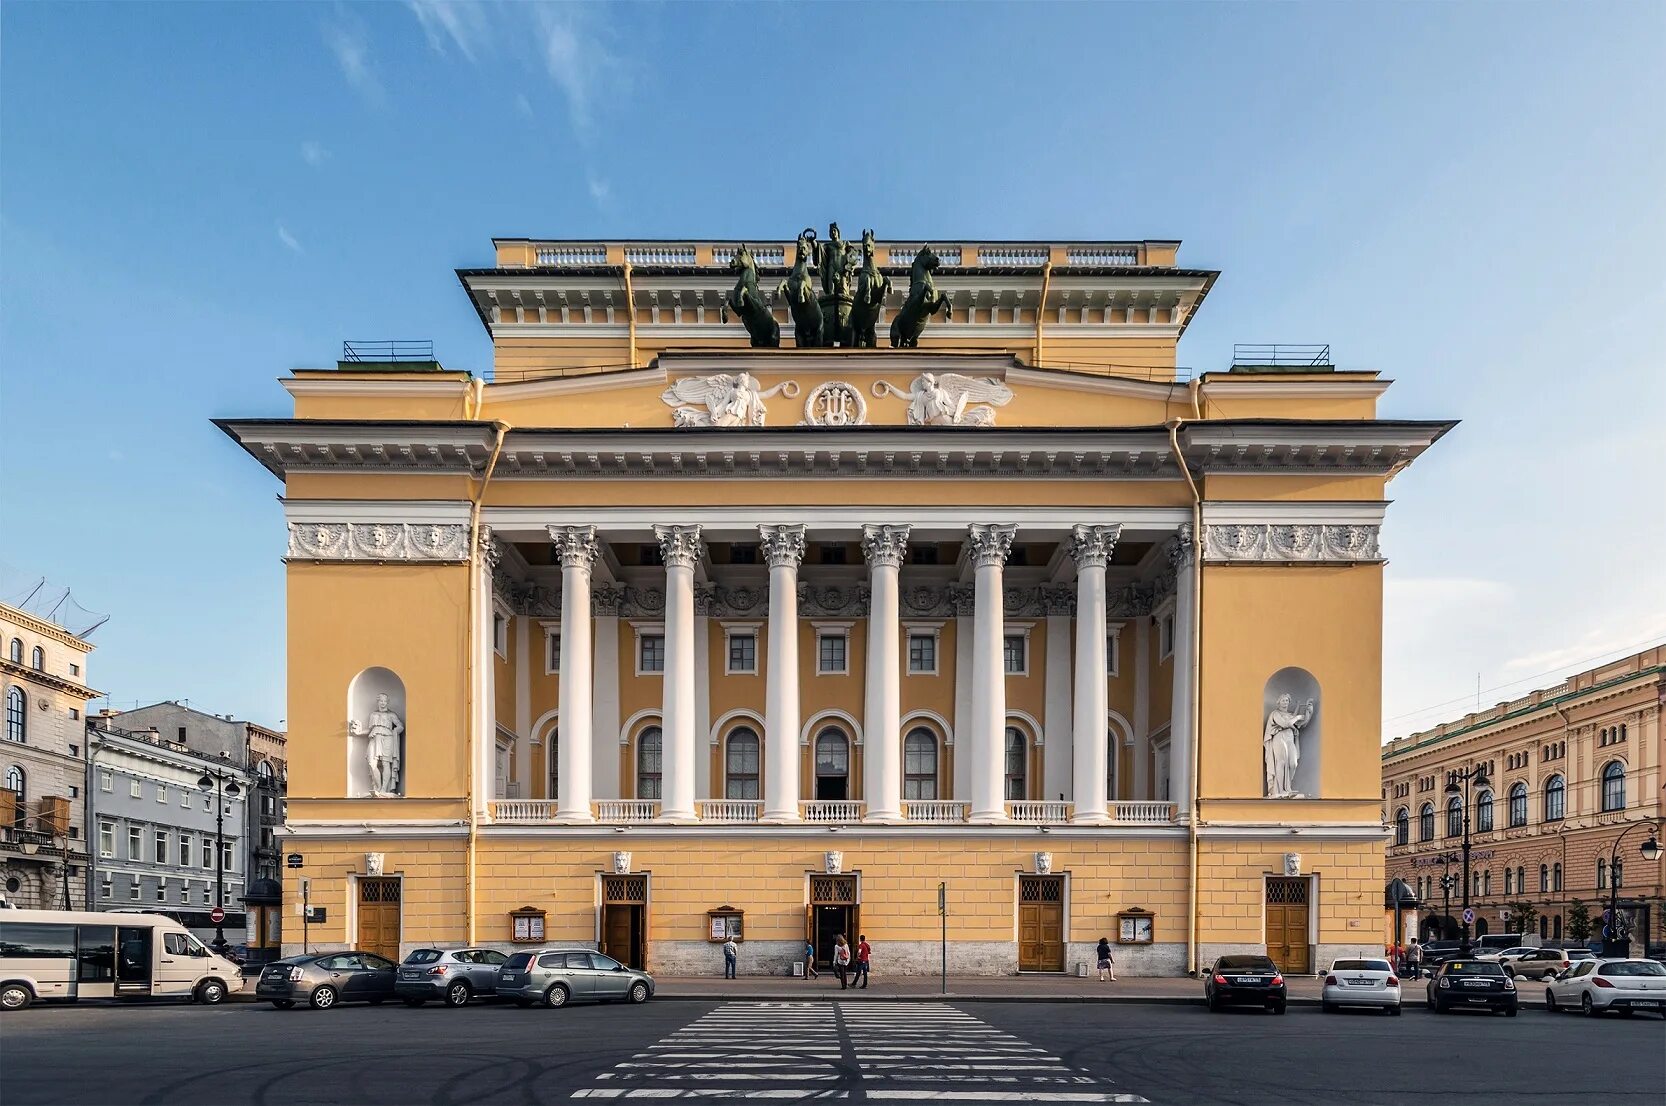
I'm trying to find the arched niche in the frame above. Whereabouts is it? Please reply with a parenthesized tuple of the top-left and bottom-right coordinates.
(348, 667, 407, 798)
(1262, 667, 1321, 799)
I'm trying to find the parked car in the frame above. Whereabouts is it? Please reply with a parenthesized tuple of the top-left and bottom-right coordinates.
(1425, 959, 1517, 1015)
(1472, 933, 1527, 955)
(396, 947, 510, 1007)
(256, 951, 398, 1010)
(1508, 947, 1595, 981)
(1544, 958, 1666, 1017)
(1321, 958, 1401, 1015)
(1481, 946, 1540, 967)
(1204, 954, 1287, 1014)
(494, 948, 654, 1008)
(1417, 940, 1464, 966)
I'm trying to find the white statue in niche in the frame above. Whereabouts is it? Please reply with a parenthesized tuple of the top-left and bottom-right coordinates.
(661, 373, 799, 427)
(875, 373, 1014, 426)
(349, 693, 405, 796)
(1263, 693, 1315, 799)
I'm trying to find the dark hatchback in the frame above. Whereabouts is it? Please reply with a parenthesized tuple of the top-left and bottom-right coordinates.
(1425, 959, 1518, 1016)
(1204, 954, 1287, 1014)
(256, 951, 398, 1010)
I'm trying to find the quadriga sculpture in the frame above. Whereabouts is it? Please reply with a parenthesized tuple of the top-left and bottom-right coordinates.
(847, 229, 891, 349)
(777, 228, 825, 348)
(722, 244, 780, 348)
(890, 244, 951, 348)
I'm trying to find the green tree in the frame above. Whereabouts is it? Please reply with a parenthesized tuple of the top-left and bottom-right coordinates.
(1504, 901, 1538, 937)
(1567, 899, 1592, 942)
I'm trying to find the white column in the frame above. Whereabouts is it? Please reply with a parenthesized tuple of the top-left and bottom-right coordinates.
(1042, 594, 1073, 803)
(591, 592, 621, 798)
(550, 526, 598, 823)
(655, 525, 701, 822)
(514, 612, 531, 797)
(473, 531, 501, 819)
(862, 525, 909, 822)
(952, 596, 973, 802)
(1069, 525, 1119, 824)
(1169, 526, 1197, 822)
(759, 525, 805, 823)
(1132, 616, 1151, 802)
(967, 524, 1016, 824)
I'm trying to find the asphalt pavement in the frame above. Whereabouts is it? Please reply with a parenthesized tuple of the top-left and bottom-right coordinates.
(1, 997, 1661, 1105)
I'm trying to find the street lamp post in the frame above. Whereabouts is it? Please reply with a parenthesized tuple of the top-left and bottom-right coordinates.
(1444, 764, 1490, 954)
(1603, 821, 1663, 958)
(197, 767, 242, 952)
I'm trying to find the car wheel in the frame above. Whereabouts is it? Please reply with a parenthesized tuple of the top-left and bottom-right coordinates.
(1505, 1006, 1517, 1017)
(196, 979, 228, 1006)
(544, 983, 569, 1009)
(1545, 990, 1556, 1012)
(310, 985, 338, 1010)
(445, 981, 472, 1008)
(628, 981, 650, 1005)
(1581, 993, 1596, 1017)
(1271, 1003, 1287, 1015)
(1321, 1001, 1336, 1014)
(403, 997, 426, 1007)
(1206, 993, 1219, 1012)
(272, 1000, 295, 1010)
(1388, 1004, 1402, 1017)
(1, 983, 35, 1011)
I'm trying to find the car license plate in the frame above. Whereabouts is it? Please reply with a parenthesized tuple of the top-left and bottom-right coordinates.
(1634, 1001, 1661, 1008)
(1233, 977, 1262, 985)
(1463, 980, 1489, 987)
(1347, 977, 1374, 986)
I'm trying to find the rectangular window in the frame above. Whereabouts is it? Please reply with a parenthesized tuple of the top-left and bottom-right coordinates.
(100, 875, 112, 899)
(156, 785, 167, 803)
(1106, 631, 1120, 676)
(155, 831, 167, 865)
(728, 543, 758, 564)
(69, 785, 79, 799)
(818, 634, 848, 675)
(203, 841, 212, 870)
(179, 835, 191, 868)
(546, 629, 561, 675)
(181, 789, 190, 807)
(128, 827, 142, 860)
(176, 727, 186, 743)
(1159, 615, 1175, 660)
(100, 772, 112, 792)
(908, 634, 937, 674)
(156, 880, 167, 903)
(1003, 634, 1027, 675)
(818, 545, 848, 565)
(99, 821, 114, 858)
(70, 663, 80, 676)
(222, 841, 235, 872)
(202, 885, 211, 906)
(638, 634, 665, 673)
(493, 612, 508, 657)
(727, 633, 757, 675)
(128, 882, 140, 902)
(129, 780, 141, 799)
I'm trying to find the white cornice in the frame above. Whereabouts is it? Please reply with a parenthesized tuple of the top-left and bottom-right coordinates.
(1006, 366, 1182, 401)
(480, 505, 1191, 540)
(1201, 501, 1390, 526)
(486, 322, 1183, 342)
(1196, 823, 1390, 839)
(280, 499, 472, 524)
(487, 367, 669, 399)
(282, 378, 473, 399)
(1200, 378, 1390, 400)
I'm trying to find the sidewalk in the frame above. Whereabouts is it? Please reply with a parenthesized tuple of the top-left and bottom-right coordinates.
(651, 972, 1329, 1004)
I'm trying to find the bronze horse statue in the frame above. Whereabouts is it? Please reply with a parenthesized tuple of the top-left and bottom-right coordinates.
(723, 244, 780, 348)
(889, 244, 951, 348)
(777, 228, 824, 348)
(847, 229, 890, 349)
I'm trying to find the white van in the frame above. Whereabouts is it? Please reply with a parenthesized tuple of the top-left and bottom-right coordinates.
(0, 909, 244, 1010)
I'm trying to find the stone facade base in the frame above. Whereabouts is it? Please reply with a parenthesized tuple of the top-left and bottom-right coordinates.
(1064, 941, 1187, 977)
(649, 940, 1190, 978)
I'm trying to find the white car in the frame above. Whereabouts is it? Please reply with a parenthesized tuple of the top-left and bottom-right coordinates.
(1321, 958, 1402, 1015)
(1544, 958, 1666, 1017)
(1476, 945, 1538, 965)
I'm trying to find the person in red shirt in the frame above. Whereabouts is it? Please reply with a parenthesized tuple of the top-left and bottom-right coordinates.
(854, 934, 872, 989)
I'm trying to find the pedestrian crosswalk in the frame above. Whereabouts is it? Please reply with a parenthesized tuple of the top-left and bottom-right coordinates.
(568, 1001, 1149, 1102)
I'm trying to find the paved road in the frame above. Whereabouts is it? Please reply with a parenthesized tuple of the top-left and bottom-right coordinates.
(2, 998, 1661, 1105)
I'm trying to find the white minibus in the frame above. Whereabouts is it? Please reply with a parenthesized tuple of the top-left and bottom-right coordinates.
(0, 909, 244, 1010)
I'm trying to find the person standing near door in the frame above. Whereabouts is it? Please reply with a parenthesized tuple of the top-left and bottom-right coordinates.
(722, 935, 738, 979)
(854, 935, 872, 989)
(832, 934, 851, 989)
(1095, 936, 1116, 982)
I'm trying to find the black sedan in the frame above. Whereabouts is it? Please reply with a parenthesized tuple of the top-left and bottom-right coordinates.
(1424, 959, 1518, 1016)
(256, 951, 398, 1010)
(1204, 954, 1287, 1014)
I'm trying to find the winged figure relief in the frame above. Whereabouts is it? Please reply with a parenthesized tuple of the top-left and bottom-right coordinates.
(660, 372, 798, 427)
(874, 373, 1015, 426)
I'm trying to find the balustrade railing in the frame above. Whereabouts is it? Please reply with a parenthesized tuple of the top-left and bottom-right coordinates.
(1110, 801, 1175, 825)
(978, 246, 1049, 266)
(903, 800, 968, 824)
(596, 800, 660, 823)
(1008, 800, 1073, 824)
(492, 800, 557, 823)
(711, 245, 786, 268)
(534, 245, 608, 266)
(1066, 246, 1140, 266)
(887, 245, 962, 267)
(624, 245, 698, 266)
(699, 800, 762, 823)
(801, 800, 864, 824)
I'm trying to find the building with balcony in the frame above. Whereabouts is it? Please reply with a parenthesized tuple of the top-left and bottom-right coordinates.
(1, 599, 99, 909)
(1383, 645, 1664, 951)
(218, 231, 1453, 975)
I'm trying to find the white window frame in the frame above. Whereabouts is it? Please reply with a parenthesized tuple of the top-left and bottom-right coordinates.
(179, 834, 191, 868)
(181, 789, 190, 807)
(100, 873, 112, 899)
(721, 623, 761, 676)
(222, 840, 235, 872)
(129, 779, 141, 799)
(631, 623, 667, 676)
(128, 881, 140, 902)
(128, 826, 142, 860)
(1002, 624, 1033, 677)
(813, 622, 852, 676)
(155, 830, 167, 865)
(99, 771, 112, 793)
(492, 603, 511, 659)
(156, 879, 167, 903)
(1154, 600, 1176, 661)
(1107, 622, 1124, 677)
(98, 820, 114, 858)
(904, 622, 943, 676)
(542, 622, 561, 676)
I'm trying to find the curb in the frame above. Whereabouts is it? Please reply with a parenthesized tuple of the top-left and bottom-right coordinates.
(652, 992, 1320, 1006)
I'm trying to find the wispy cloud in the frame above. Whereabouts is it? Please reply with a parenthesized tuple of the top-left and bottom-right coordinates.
(277, 225, 304, 254)
(587, 172, 611, 206)
(1501, 625, 1666, 675)
(323, 14, 382, 104)
(531, 5, 622, 130)
(408, 0, 488, 63)
(300, 141, 330, 167)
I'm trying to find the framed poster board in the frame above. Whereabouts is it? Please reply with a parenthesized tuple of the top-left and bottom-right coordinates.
(1117, 909, 1154, 945)
(510, 906, 547, 944)
(706, 908, 744, 942)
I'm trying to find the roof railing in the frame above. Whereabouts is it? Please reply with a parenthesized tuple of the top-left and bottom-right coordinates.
(1230, 343, 1332, 369)
(341, 339, 435, 363)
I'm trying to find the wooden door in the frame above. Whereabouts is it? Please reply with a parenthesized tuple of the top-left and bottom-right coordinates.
(1264, 877, 1310, 974)
(602, 875, 648, 969)
(356, 878, 401, 961)
(1018, 876, 1065, 972)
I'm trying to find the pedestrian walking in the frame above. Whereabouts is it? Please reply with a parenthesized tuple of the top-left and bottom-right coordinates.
(855, 934, 872, 989)
(722, 935, 738, 979)
(804, 939, 819, 981)
(1405, 939, 1423, 980)
(833, 934, 851, 989)
(1096, 936, 1116, 982)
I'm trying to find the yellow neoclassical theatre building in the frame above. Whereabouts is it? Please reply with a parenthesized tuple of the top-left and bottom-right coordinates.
(219, 232, 1453, 976)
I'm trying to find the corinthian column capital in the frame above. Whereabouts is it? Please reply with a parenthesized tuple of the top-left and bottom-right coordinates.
(861, 524, 911, 569)
(759, 524, 807, 569)
(548, 525, 600, 571)
(967, 524, 1017, 568)
(1168, 522, 1196, 570)
(1069, 524, 1121, 570)
(653, 524, 703, 569)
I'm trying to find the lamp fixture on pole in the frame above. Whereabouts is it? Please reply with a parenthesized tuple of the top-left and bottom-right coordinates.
(197, 768, 242, 952)
(1443, 763, 1490, 954)
(1603, 821, 1663, 957)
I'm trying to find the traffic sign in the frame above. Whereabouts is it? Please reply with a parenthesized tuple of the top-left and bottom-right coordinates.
(286, 853, 303, 869)
(1462, 908, 1474, 924)
(209, 906, 225, 924)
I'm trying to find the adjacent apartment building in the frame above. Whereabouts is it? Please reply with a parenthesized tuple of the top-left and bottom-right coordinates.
(1, 600, 99, 909)
(1384, 645, 1664, 951)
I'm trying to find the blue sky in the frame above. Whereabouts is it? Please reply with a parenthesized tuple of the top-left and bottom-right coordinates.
(2, 2, 1662, 735)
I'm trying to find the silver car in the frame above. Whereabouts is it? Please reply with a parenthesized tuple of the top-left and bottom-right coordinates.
(495, 948, 654, 1008)
(1321, 958, 1402, 1014)
(395, 947, 511, 1007)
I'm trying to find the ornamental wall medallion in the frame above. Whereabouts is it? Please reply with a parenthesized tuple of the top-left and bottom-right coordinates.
(802, 381, 868, 426)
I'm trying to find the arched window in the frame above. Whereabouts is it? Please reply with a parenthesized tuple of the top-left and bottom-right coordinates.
(1601, 761, 1626, 812)
(636, 727, 662, 800)
(724, 728, 760, 800)
(1553, 862, 1562, 892)
(1504, 867, 1514, 895)
(1419, 802, 1435, 842)
(1613, 860, 1623, 888)
(1539, 864, 1548, 893)
(1445, 795, 1463, 838)
(1481, 871, 1491, 896)
(1507, 783, 1527, 827)
(814, 729, 849, 800)
(1394, 808, 1409, 846)
(4, 764, 23, 800)
(903, 728, 938, 800)
(1004, 727, 1028, 801)
(1553, 915, 1562, 939)
(4, 687, 24, 745)
(1542, 775, 1565, 822)
(1475, 790, 1493, 832)
(547, 728, 560, 799)
(1596, 857, 1608, 889)
(257, 760, 274, 778)
(1540, 915, 1550, 939)
(29, 646, 44, 672)
(6, 639, 20, 664)
(1515, 865, 1524, 894)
